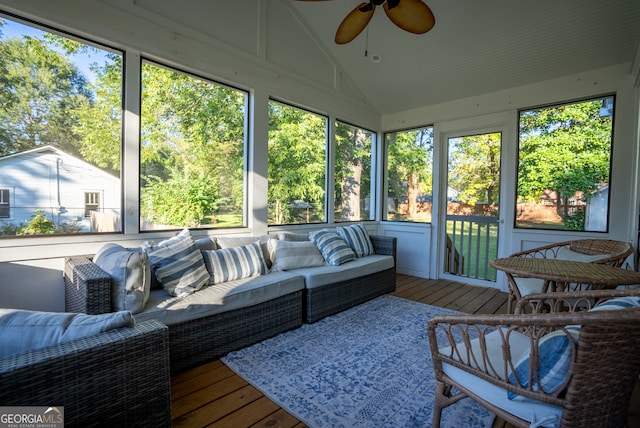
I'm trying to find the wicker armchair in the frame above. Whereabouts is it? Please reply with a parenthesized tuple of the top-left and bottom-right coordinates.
(504, 239, 633, 312)
(427, 288, 640, 428)
(0, 319, 171, 428)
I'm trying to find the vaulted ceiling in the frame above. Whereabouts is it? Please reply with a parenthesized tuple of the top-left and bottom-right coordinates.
(288, 0, 640, 114)
(109, 0, 640, 117)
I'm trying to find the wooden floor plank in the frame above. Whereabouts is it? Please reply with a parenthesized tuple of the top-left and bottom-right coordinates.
(208, 396, 280, 428)
(172, 372, 248, 419)
(249, 408, 305, 428)
(170, 274, 638, 428)
(173, 384, 263, 428)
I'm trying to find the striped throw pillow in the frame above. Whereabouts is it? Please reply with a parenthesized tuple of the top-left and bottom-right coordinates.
(202, 242, 268, 284)
(337, 223, 374, 257)
(309, 229, 356, 266)
(145, 228, 210, 297)
(508, 328, 579, 400)
(589, 296, 640, 311)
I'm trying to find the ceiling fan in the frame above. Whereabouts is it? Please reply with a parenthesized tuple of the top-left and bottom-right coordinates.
(295, 0, 435, 45)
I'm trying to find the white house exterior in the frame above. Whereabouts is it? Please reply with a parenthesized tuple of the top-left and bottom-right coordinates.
(0, 146, 121, 233)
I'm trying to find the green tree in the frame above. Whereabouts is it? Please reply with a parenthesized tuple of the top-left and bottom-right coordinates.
(19, 210, 55, 235)
(518, 99, 612, 226)
(334, 122, 371, 221)
(386, 128, 433, 219)
(448, 133, 501, 207)
(0, 33, 91, 156)
(268, 101, 326, 225)
(138, 62, 246, 228)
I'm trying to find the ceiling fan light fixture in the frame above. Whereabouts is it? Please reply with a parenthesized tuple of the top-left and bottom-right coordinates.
(296, 0, 435, 44)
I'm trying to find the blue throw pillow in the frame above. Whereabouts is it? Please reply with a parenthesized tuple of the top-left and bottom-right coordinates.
(337, 223, 374, 258)
(0, 309, 134, 357)
(309, 229, 356, 266)
(589, 296, 640, 312)
(508, 328, 579, 400)
(201, 241, 268, 284)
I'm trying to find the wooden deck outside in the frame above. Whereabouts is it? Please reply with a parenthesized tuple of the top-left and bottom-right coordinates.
(170, 273, 640, 428)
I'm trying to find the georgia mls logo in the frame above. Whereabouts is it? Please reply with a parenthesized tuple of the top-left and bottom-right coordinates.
(0, 406, 64, 427)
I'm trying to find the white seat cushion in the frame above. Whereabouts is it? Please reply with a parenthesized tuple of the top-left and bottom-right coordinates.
(513, 276, 545, 297)
(443, 363, 563, 427)
(439, 329, 563, 427)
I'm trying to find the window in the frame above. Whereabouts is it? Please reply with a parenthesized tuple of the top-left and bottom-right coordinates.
(384, 127, 434, 222)
(516, 95, 614, 231)
(139, 60, 248, 230)
(0, 15, 123, 236)
(268, 100, 327, 225)
(84, 192, 100, 217)
(0, 189, 10, 218)
(334, 121, 374, 222)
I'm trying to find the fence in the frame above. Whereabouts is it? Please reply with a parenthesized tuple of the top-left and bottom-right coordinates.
(445, 214, 499, 281)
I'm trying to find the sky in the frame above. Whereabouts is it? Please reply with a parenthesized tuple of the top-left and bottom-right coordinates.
(0, 17, 110, 84)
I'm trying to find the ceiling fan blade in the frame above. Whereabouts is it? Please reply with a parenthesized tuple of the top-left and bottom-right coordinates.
(335, 3, 375, 45)
(383, 0, 435, 34)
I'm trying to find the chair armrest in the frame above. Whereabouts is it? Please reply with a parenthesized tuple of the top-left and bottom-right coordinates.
(64, 256, 112, 314)
(515, 287, 640, 314)
(427, 310, 638, 405)
(0, 319, 171, 427)
(370, 235, 397, 259)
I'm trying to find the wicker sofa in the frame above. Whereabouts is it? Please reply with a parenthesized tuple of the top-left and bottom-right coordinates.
(64, 232, 396, 374)
(0, 319, 171, 427)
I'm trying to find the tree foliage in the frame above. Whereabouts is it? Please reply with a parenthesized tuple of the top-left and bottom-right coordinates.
(334, 122, 372, 221)
(386, 128, 433, 218)
(268, 101, 326, 225)
(447, 133, 501, 206)
(0, 34, 91, 157)
(138, 62, 246, 228)
(518, 98, 612, 225)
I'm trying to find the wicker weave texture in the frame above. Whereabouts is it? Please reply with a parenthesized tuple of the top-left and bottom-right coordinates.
(64, 256, 111, 314)
(305, 267, 396, 323)
(0, 320, 171, 428)
(63, 235, 397, 372)
(508, 238, 632, 267)
(427, 288, 640, 428)
(304, 235, 397, 323)
(169, 290, 303, 374)
(499, 239, 634, 313)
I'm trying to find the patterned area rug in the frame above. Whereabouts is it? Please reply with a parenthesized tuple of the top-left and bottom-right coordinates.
(222, 295, 495, 427)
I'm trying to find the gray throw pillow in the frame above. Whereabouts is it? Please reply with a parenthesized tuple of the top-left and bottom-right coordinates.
(94, 243, 151, 314)
(270, 240, 325, 271)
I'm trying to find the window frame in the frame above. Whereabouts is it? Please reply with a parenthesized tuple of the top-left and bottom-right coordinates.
(84, 191, 101, 218)
(267, 98, 329, 226)
(333, 119, 376, 223)
(0, 12, 125, 237)
(0, 188, 10, 219)
(382, 125, 435, 223)
(138, 58, 250, 232)
(515, 94, 616, 233)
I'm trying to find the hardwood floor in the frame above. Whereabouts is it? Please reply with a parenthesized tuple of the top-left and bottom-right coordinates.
(170, 274, 640, 428)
